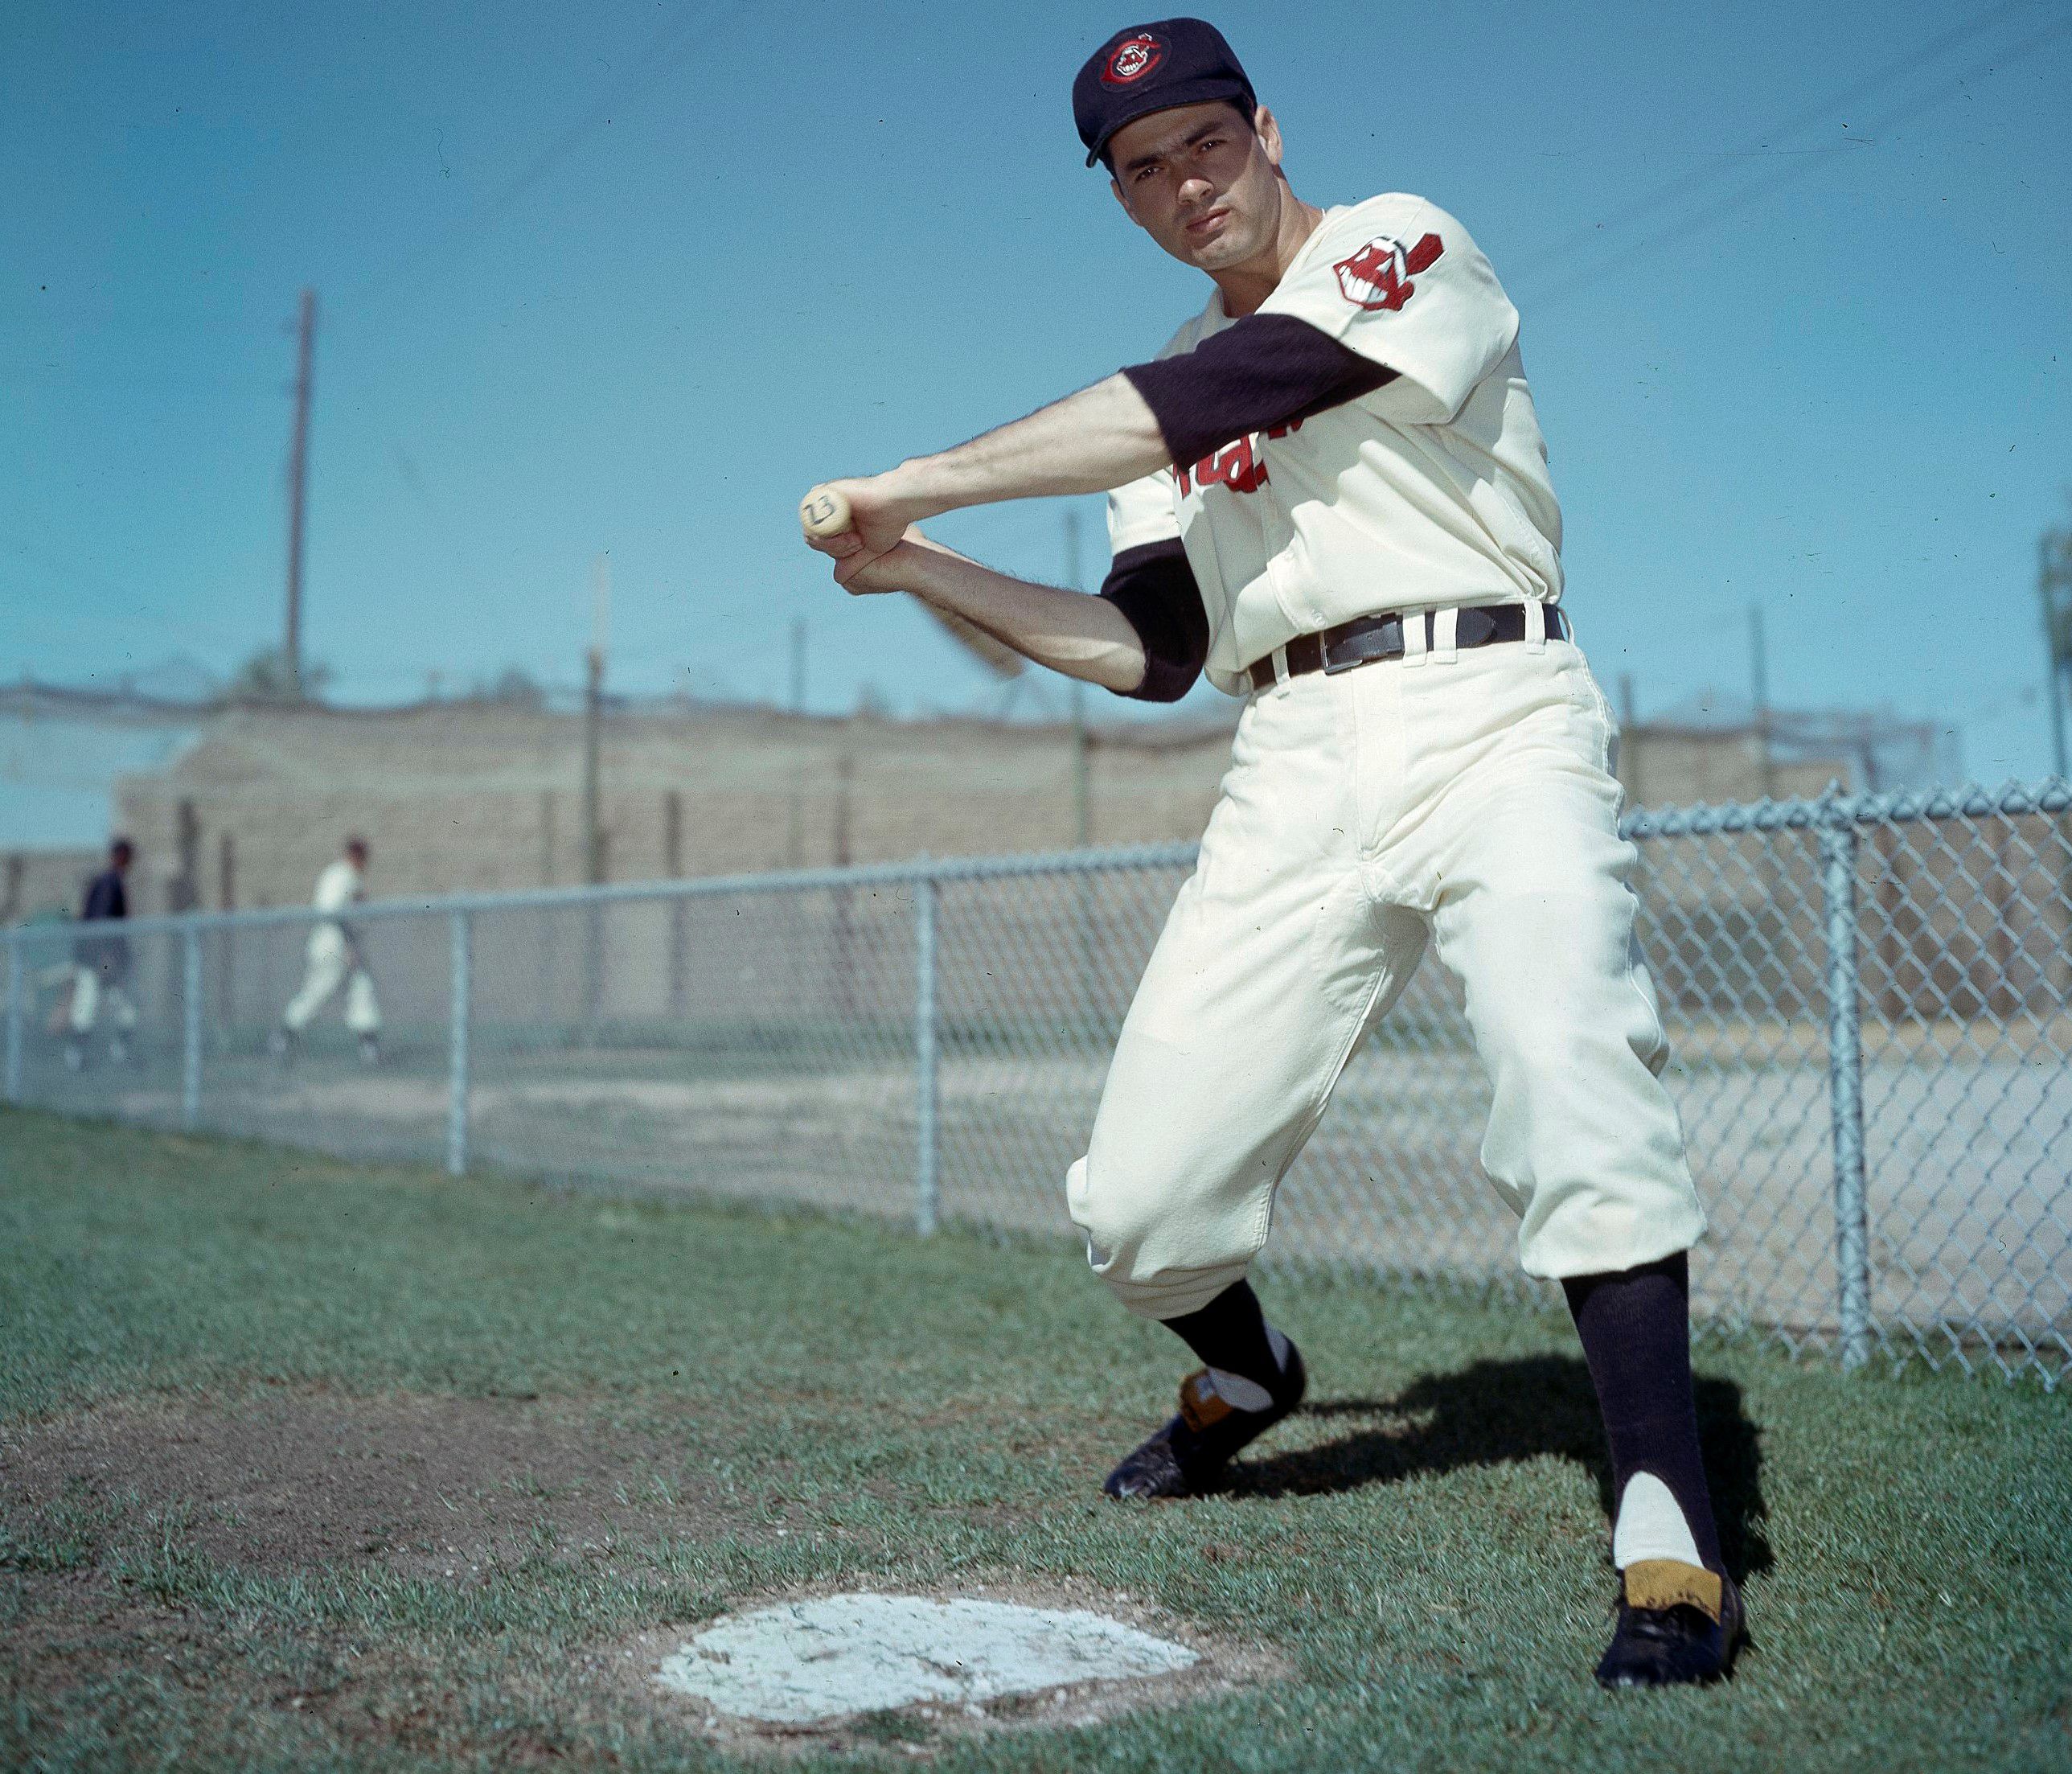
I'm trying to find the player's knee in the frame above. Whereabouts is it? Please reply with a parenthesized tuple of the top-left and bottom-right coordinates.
(1065, 1153, 1171, 1277)
(1065, 1151, 1261, 1319)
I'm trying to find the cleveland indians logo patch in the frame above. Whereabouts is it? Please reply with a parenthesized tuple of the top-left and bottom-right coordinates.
(1333, 232, 1445, 311)
(1102, 33, 1164, 84)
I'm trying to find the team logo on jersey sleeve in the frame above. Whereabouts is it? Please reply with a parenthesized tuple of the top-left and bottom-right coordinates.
(1333, 232, 1445, 311)
(1102, 33, 1164, 84)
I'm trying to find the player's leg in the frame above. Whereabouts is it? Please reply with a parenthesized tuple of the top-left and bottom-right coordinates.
(1421, 642, 1735, 1684)
(276, 943, 346, 1060)
(105, 979, 137, 1064)
(343, 966, 380, 1065)
(65, 966, 98, 1070)
(1068, 676, 1428, 1495)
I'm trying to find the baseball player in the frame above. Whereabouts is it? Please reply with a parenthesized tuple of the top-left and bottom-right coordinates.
(272, 836, 381, 1066)
(802, 19, 1740, 1687)
(65, 836, 137, 1071)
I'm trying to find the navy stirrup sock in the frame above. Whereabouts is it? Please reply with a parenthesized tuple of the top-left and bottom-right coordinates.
(1563, 1251, 1725, 1576)
(1162, 1279, 1290, 1402)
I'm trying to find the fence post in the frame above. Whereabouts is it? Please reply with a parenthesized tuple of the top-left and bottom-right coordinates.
(181, 926, 203, 1130)
(4, 930, 23, 1105)
(913, 862, 939, 1235)
(447, 910, 471, 1177)
(1819, 805, 1873, 1371)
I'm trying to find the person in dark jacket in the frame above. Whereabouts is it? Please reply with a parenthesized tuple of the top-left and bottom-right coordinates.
(68, 837, 137, 1070)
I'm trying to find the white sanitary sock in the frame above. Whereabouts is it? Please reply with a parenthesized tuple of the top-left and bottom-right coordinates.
(1612, 1471, 1705, 1569)
(1204, 1326, 1293, 1414)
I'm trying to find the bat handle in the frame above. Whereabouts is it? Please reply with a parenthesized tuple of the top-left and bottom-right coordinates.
(799, 485, 853, 540)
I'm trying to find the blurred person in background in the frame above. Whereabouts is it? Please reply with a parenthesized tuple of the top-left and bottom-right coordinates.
(65, 836, 137, 1071)
(271, 836, 382, 1066)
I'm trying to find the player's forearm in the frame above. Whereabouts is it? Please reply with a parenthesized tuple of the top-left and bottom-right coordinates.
(892, 539, 1149, 693)
(891, 376, 1170, 518)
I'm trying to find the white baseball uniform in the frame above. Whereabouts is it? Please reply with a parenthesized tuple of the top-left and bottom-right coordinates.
(1068, 193, 1705, 1317)
(68, 967, 137, 1037)
(282, 857, 381, 1036)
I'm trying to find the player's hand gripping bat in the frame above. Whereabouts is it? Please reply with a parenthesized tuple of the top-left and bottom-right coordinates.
(800, 484, 1024, 680)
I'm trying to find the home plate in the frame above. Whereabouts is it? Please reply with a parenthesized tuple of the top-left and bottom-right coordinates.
(653, 1592, 1200, 1723)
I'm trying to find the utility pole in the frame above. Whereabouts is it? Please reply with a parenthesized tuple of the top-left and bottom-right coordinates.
(283, 289, 317, 696)
(2040, 526, 2072, 781)
(1749, 602, 1775, 799)
(584, 553, 609, 885)
(2038, 522, 2072, 1000)
(1065, 507, 1091, 847)
(786, 618, 806, 868)
(1619, 671, 1643, 807)
(1064, 506, 1098, 1038)
(581, 553, 609, 1040)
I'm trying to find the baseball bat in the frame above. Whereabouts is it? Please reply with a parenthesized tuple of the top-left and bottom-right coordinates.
(799, 485, 852, 540)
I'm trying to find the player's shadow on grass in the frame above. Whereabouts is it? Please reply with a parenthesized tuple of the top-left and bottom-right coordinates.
(1228, 1354, 1771, 1581)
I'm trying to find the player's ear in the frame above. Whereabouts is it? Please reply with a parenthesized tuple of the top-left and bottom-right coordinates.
(1253, 105, 1285, 170)
(1110, 175, 1139, 225)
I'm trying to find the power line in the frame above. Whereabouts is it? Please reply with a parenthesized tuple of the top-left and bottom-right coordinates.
(0, 536, 256, 658)
(1520, 8, 2072, 312)
(1509, 0, 2053, 288)
(343, 0, 748, 323)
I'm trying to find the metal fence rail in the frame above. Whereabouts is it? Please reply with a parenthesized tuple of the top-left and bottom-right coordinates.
(6, 783, 2067, 1387)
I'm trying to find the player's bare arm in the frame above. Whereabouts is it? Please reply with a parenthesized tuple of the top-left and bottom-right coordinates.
(802, 375, 1168, 571)
(802, 89, 1326, 577)
(839, 528, 1151, 694)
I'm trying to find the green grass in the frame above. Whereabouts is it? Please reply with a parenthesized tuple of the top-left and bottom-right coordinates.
(2, 1105, 2068, 1772)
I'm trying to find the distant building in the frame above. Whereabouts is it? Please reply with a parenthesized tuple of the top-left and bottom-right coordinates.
(0, 672, 216, 922)
(1618, 689, 1955, 807)
(1, 672, 213, 850)
(108, 699, 1237, 912)
(92, 691, 1954, 915)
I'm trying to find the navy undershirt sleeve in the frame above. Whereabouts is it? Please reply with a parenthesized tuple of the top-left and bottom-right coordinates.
(1121, 314, 1399, 472)
(1099, 539, 1208, 704)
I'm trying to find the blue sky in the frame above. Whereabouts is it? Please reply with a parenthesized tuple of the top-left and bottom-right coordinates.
(5, 0, 2068, 777)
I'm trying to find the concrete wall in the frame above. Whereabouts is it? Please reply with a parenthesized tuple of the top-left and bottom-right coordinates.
(109, 703, 1232, 912)
(102, 697, 1859, 914)
(0, 848, 103, 924)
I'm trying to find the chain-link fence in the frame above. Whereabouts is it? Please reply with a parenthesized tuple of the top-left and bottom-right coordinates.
(6, 781, 2067, 1387)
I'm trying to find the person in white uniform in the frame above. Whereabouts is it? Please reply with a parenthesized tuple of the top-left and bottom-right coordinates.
(65, 836, 138, 1071)
(273, 836, 381, 1066)
(799, 18, 1742, 1688)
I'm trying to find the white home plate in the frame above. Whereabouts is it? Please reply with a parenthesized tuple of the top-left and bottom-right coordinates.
(653, 1592, 1200, 1723)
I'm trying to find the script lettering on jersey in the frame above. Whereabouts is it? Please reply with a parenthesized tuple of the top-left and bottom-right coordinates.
(1174, 419, 1303, 499)
(1333, 231, 1444, 312)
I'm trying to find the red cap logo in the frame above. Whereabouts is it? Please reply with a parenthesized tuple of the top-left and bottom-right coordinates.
(1102, 33, 1164, 85)
(1333, 232, 1445, 312)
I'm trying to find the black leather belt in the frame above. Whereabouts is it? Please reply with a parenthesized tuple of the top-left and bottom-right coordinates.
(1247, 604, 1569, 692)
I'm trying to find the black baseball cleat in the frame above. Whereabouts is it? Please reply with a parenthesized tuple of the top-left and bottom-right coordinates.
(1102, 1343, 1307, 1501)
(1595, 1560, 1745, 1689)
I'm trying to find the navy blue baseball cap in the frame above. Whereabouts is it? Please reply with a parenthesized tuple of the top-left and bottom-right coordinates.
(1073, 18, 1258, 169)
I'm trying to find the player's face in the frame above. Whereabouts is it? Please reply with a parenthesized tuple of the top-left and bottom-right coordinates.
(1108, 101, 1286, 274)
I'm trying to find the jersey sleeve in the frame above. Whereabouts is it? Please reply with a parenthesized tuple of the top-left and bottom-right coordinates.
(1106, 465, 1181, 554)
(1259, 195, 1519, 425)
(1120, 314, 1397, 470)
(1099, 540, 1208, 703)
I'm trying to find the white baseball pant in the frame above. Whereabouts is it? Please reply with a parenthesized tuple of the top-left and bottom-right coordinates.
(1067, 626, 1705, 1319)
(68, 968, 138, 1036)
(283, 932, 381, 1035)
